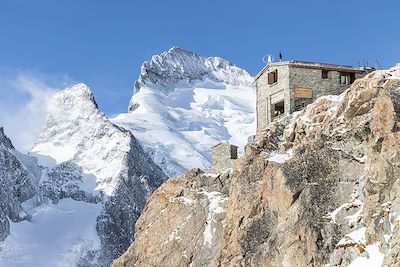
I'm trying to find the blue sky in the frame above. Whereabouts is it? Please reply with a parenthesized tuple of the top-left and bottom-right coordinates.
(0, 0, 399, 116)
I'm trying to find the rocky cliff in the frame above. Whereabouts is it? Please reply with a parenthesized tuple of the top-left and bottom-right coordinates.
(0, 127, 40, 242)
(112, 65, 400, 266)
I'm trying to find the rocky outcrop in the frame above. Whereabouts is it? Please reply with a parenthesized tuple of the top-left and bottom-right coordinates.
(0, 127, 39, 241)
(112, 168, 231, 267)
(113, 65, 400, 266)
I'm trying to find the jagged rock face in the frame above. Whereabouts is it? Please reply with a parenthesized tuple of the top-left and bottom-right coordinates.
(113, 66, 400, 266)
(221, 143, 363, 266)
(26, 84, 168, 266)
(111, 168, 231, 267)
(113, 47, 255, 177)
(0, 127, 38, 241)
(40, 161, 102, 204)
(96, 134, 168, 263)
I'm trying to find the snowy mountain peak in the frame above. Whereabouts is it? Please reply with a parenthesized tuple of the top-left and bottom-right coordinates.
(165, 46, 198, 58)
(31, 81, 167, 193)
(115, 49, 256, 177)
(49, 82, 99, 112)
(130, 47, 253, 111)
(33, 83, 106, 158)
(32, 83, 131, 194)
(27, 83, 166, 265)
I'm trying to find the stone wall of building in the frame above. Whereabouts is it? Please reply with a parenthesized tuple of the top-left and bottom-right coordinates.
(256, 64, 290, 132)
(256, 70, 268, 132)
(288, 67, 366, 111)
(212, 143, 238, 173)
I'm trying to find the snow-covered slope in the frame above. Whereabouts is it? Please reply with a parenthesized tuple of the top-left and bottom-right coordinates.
(113, 47, 256, 177)
(0, 199, 103, 267)
(1, 84, 167, 266)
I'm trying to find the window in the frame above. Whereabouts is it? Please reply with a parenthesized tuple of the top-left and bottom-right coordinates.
(340, 73, 356, 85)
(350, 73, 356, 83)
(294, 98, 313, 111)
(322, 70, 329, 79)
(268, 70, 278, 85)
(272, 101, 284, 118)
(340, 74, 350, 85)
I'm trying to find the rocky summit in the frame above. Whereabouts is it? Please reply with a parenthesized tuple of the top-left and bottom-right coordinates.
(112, 65, 400, 266)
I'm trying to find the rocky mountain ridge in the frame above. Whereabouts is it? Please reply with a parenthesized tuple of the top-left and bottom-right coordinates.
(112, 65, 400, 266)
(130, 46, 253, 106)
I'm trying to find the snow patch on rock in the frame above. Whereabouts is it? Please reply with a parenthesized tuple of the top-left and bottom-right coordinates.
(202, 191, 228, 247)
(348, 243, 384, 267)
(267, 149, 293, 164)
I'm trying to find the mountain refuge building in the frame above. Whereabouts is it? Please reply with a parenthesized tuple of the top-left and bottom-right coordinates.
(255, 60, 371, 132)
(212, 143, 238, 173)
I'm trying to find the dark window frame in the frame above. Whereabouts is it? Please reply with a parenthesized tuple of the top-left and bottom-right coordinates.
(322, 70, 329, 79)
(340, 73, 350, 85)
(268, 70, 278, 85)
(350, 73, 356, 83)
(339, 72, 356, 85)
(272, 100, 285, 118)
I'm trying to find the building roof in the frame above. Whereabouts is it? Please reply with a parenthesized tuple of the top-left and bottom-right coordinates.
(255, 60, 370, 80)
(212, 142, 238, 149)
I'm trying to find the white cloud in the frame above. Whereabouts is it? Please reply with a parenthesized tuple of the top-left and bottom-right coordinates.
(0, 70, 74, 152)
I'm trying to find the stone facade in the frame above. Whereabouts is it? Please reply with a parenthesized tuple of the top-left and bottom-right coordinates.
(212, 143, 238, 173)
(255, 60, 369, 132)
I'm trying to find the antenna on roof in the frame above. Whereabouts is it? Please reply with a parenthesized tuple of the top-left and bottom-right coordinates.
(262, 54, 274, 64)
(375, 59, 382, 69)
(279, 51, 283, 62)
